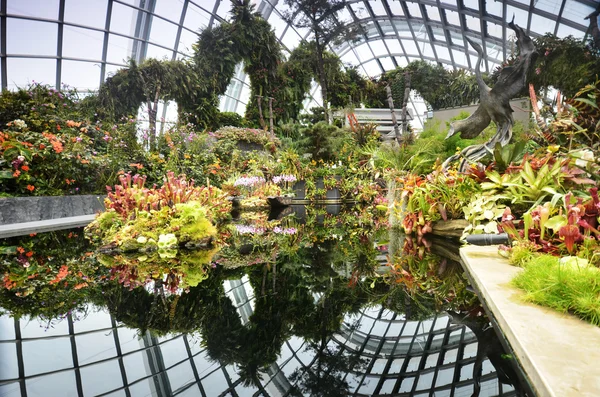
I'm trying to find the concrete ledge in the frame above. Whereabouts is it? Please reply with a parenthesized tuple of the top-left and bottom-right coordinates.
(0, 195, 105, 225)
(460, 245, 600, 397)
(0, 215, 96, 238)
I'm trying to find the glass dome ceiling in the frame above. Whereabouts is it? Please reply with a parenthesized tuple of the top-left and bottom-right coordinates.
(1, 0, 599, 116)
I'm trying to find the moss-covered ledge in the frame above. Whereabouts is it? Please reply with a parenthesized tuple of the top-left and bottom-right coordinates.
(460, 245, 600, 397)
(0, 195, 105, 225)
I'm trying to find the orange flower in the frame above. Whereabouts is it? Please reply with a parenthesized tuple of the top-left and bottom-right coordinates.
(26, 185, 35, 191)
(129, 163, 143, 170)
(66, 120, 81, 128)
(80, 159, 89, 164)
(12, 170, 20, 177)
(49, 265, 69, 285)
(21, 165, 29, 172)
(56, 124, 61, 131)
(25, 251, 33, 257)
(29, 233, 37, 237)
(39, 144, 46, 149)
(17, 247, 25, 254)
(74, 282, 88, 290)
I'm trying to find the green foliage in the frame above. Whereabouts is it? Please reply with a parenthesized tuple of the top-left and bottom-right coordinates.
(363, 61, 488, 111)
(495, 34, 600, 97)
(512, 254, 600, 326)
(293, 122, 352, 162)
(217, 111, 244, 128)
(0, 84, 146, 196)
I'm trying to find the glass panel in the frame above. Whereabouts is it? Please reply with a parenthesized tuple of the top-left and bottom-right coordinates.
(370, 0, 387, 17)
(486, 0, 503, 17)
(387, 0, 404, 16)
(401, 39, 418, 56)
(563, 0, 593, 23)
(62, 26, 104, 61)
(506, 5, 528, 28)
(23, 337, 72, 376)
(7, 0, 59, 20)
(530, 14, 556, 35)
(379, 56, 395, 71)
(445, 9, 460, 26)
(76, 329, 118, 365)
(7, 18, 58, 56)
(184, 3, 210, 33)
(384, 38, 403, 54)
(0, 343, 18, 380)
(281, 30, 301, 51)
(146, 44, 174, 60)
(109, 2, 137, 37)
(268, 13, 287, 40)
(405, 2, 422, 18)
(123, 351, 151, 382)
(370, 40, 390, 57)
(341, 50, 360, 66)
(64, 0, 108, 29)
(178, 29, 198, 55)
(148, 16, 178, 48)
(0, 315, 16, 340)
(487, 21, 503, 38)
(166, 361, 195, 391)
(354, 43, 374, 63)
(26, 371, 78, 397)
(80, 359, 124, 396)
(106, 34, 134, 65)
(557, 23, 583, 39)
(435, 45, 451, 62)
(153, 0, 184, 23)
(465, 15, 480, 32)
(160, 337, 188, 368)
(362, 59, 382, 77)
(425, 5, 441, 22)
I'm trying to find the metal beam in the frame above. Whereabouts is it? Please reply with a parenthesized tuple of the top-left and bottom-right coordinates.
(56, 0, 65, 90)
(1, 0, 7, 90)
(100, 0, 113, 86)
(553, 0, 568, 36)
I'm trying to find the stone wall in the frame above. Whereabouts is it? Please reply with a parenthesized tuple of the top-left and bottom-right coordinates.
(0, 195, 105, 225)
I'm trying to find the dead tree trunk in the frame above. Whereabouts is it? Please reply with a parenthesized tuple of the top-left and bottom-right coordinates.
(386, 84, 401, 144)
(256, 95, 266, 129)
(400, 72, 412, 144)
(268, 97, 274, 136)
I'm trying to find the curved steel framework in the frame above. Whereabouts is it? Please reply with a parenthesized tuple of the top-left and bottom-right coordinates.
(0, 276, 518, 396)
(0, 0, 597, 117)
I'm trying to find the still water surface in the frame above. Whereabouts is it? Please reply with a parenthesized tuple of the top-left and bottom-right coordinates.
(0, 206, 528, 396)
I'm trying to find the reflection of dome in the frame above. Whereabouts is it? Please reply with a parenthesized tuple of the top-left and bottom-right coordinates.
(0, 275, 517, 396)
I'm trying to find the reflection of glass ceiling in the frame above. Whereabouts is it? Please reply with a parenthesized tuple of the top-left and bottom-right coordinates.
(1, 0, 598, 115)
(0, 277, 519, 396)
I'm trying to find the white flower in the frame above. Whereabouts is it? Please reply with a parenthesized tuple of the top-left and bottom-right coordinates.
(12, 119, 27, 129)
(137, 236, 148, 244)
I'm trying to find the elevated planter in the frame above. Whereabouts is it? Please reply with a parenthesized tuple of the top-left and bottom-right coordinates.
(0, 195, 105, 225)
(236, 140, 265, 152)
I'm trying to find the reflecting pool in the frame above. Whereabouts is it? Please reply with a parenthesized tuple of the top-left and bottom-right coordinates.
(0, 206, 529, 396)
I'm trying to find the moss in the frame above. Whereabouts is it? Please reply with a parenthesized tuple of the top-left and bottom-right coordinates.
(512, 254, 600, 326)
(170, 201, 216, 243)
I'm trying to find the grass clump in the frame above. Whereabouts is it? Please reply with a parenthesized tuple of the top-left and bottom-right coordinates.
(512, 254, 600, 326)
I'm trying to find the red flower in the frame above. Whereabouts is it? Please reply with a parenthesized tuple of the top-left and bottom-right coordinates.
(26, 185, 35, 191)
(21, 165, 29, 172)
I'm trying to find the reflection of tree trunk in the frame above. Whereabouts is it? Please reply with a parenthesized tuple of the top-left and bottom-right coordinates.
(386, 84, 401, 144)
(261, 264, 267, 296)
